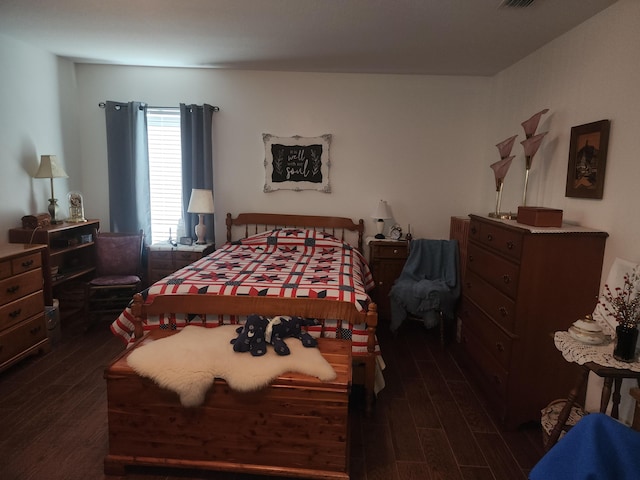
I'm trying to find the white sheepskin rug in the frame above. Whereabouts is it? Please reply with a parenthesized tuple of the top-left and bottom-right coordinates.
(126, 325, 336, 407)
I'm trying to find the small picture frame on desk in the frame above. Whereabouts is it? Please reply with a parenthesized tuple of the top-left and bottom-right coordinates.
(179, 237, 193, 246)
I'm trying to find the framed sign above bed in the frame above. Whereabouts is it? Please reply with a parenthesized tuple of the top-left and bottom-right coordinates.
(263, 133, 331, 193)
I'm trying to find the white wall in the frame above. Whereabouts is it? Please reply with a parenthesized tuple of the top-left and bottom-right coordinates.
(75, 66, 491, 243)
(0, 34, 81, 236)
(488, 0, 640, 424)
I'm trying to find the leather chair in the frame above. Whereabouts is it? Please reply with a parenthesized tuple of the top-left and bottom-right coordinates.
(85, 229, 144, 326)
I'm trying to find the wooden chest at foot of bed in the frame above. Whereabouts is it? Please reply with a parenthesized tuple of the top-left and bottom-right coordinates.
(104, 329, 352, 479)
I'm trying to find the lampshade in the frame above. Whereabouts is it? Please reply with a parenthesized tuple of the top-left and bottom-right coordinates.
(187, 189, 214, 214)
(34, 155, 68, 179)
(372, 200, 392, 220)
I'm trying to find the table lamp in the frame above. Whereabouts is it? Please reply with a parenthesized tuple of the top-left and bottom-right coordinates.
(187, 189, 214, 244)
(372, 200, 392, 239)
(34, 155, 68, 224)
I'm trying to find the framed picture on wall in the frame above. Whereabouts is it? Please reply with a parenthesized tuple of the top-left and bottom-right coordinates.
(263, 134, 332, 193)
(565, 120, 610, 199)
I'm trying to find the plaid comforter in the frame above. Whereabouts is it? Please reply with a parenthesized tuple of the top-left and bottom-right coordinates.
(110, 228, 377, 353)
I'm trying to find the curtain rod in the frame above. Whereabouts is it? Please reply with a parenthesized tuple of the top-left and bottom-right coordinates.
(98, 102, 220, 111)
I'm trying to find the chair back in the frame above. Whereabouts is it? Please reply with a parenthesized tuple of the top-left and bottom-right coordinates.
(94, 230, 144, 277)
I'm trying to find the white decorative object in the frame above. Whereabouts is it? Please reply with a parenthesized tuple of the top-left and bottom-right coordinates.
(372, 200, 392, 239)
(67, 191, 86, 223)
(263, 134, 331, 192)
(187, 189, 214, 244)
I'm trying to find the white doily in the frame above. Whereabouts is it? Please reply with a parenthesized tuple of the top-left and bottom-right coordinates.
(554, 331, 640, 372)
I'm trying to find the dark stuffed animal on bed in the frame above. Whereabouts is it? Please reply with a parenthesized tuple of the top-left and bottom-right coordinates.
(231, 315, 317, 356)
(266, 315, 318, 355)
(230, 314, 270, 356)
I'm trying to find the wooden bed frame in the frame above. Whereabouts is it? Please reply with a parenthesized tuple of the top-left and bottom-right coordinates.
(128, 213, 379, 412)
(106, 294, 361, 479)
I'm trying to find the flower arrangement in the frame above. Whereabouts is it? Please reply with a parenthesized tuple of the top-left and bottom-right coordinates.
(600, 269, 640, 327)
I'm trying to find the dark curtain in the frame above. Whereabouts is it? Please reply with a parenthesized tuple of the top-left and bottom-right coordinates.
(104, 101, 151, 240)
(180, 103, 215, 245)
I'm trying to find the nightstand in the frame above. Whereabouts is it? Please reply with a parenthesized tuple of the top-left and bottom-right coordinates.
(147, 243, 215, 285)
(368, 239, 409, 322)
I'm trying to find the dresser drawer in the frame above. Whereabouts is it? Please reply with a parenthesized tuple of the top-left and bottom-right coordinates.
(0, 290, 44, 331)
(467, 243, 519, 299)
(459, 297, 513, 370)
(460, 326, 508, 402)
(469, 218, 523, 261)
(369, 243, 409, 260)
(0, 269, 43, 305)
(148, 251, 174, 270)
(12, 252, 43, 274)
(0, 260, 11, 280)
(464, 270, 516, 333)
(0, 314, 47, 365)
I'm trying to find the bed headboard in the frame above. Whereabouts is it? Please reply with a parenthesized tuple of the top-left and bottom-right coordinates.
(225, 213, 365, 254)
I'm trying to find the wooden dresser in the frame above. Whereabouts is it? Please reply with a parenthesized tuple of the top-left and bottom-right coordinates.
(147, 243, 215, 285)
(459, 214, 608, 429)
(368, 239, 409, 322)
(0, 244, 50, 372)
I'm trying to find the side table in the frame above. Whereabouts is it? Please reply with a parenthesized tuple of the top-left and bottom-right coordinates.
(544, 331, 640, 450)
(367, 239, 409, 322)
(147, 242, 215, 285)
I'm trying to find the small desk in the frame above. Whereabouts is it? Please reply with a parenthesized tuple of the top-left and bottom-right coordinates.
(545, 331, 640, 450)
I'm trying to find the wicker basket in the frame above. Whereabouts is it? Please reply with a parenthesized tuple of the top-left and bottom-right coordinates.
(540, 398, 587, 447)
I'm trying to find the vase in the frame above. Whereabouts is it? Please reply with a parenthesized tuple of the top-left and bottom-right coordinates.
(613, 324, 639, 362)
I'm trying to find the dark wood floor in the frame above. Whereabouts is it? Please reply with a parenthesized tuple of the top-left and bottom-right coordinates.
(0, 316, 544, 480)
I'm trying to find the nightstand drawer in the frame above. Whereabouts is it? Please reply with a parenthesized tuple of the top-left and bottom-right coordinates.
(0, 269, 43, 305)
(370, 243, 409, 260)
(0, 291, 44, 331)
(174, 251, 201, 267)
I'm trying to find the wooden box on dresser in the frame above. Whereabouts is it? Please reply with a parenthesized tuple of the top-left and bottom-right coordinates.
(458, 214, 608, 429)
(368, 240, 409, 323)
(0, 244, 50, 372)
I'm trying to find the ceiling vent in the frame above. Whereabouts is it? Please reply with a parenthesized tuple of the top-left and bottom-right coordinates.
(500, 0, 536, 7)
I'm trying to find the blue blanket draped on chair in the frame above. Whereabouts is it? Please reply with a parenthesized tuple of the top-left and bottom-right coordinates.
(389, 239, 460, 333)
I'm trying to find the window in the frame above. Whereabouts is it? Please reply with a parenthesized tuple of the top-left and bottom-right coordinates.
(147, 107, 182, 244)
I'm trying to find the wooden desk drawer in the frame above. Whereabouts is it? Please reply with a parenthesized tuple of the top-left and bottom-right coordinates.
(12, 252, 42, 274)
(0, 291, 44, 331)
(467, 243, 519, 299)
(470, 218, 523, 261)
(464, 270, 516, 333)
(0, 269, 43, 305)
(459, 297, 513, 370)
(0, 314, 47, 365)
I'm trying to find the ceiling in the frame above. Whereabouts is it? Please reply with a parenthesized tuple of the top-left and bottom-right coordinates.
(0, 0, 618, 76)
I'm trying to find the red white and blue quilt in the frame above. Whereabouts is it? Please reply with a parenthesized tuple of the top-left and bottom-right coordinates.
(110, 228, 376, 353)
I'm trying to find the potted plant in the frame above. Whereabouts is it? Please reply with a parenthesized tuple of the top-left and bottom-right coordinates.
(600, 269, 640, 362)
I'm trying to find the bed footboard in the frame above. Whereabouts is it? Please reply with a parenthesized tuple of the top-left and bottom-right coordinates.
(129, 293, 378, 412)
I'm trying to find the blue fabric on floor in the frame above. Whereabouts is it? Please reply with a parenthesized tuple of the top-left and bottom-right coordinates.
(530, 413, 640, 480)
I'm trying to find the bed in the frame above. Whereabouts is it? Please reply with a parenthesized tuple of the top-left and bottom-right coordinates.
(110, 212, 382, 412)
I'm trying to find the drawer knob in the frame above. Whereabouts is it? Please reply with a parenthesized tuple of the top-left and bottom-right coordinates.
(9, 309, 21, 318)
(492, 374, 502, 386)
(21, 259, 34, 268)
(465, 282, 472, 289)
(470, 227, 477, 235)
(30, 326, 41, 335)
(487, 233, 493, 242)
(6, 285, 20, 294)
(468, 255, 474, 262)
(393, 249, 398, 254)
(498, 306, 509, 317)
(496, 342, 505, 352)
(506, 241, 515, 250)
(502, 274, 511, 284)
